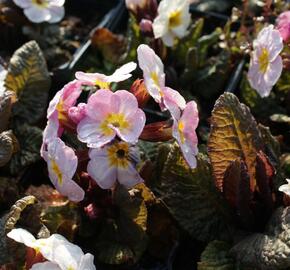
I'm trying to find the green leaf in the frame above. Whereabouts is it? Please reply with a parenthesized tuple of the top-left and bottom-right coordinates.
(208, 93, 263, 192)
(198, 240, 235, 270)
(159, 143, 231, 242)
(5, 40, 50, 124)
(240, 74, 286, 119)
(230, 207, 290, 269)
(9, 124, 42, 175)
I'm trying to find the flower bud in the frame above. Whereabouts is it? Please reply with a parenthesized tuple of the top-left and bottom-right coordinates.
(140, 120, 173, 142)
(139, 19, 153, 37)
(130, 79, 150, 108)
(277, 11, 290, 43)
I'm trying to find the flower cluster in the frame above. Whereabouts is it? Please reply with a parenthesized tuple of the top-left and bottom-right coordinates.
(13, 0, 65, 23)
(7, 228, 96, 270)
(42, 44, 199, 201)
(125, 0, 191, 47)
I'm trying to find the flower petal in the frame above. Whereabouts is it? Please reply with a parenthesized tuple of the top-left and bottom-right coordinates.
(117, 163, 143, 188)
(31, 262, 60, 270)
(47, 5, 64, 23)
(162, 87, 186, 119)
(87, 152, 117, 189)
(108, 62, 137, 82)
(77, 117, 116, 148)
(12, 0, 31, 8)
(7, 228, 36, 248)
(114, 90, 138, 117)
(78, 253, 96, 270)
(117, 109, 146, 143)
(24, 6, 51, 23)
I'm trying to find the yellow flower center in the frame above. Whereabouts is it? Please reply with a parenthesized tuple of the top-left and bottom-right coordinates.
(100, 113, 130, 136)
(169, 10, 182, 28)
(95, 80, 110, 89)
(51, 159, 63, 186)
(56, 99, 67, 122)
(32, 0, 48, 8)
(258, 48, 270, 74)
(178, 120, 185, 144)
(107, 142, 129, 169)
(150, 71, 164, 97)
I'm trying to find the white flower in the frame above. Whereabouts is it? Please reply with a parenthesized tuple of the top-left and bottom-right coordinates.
(0, 64, 7, 97)
(279, 179, 290, 196)
(13, 0, 65, 24)
(75, 62, 137, 89)
(152, 0, 191, 46)
(7, 228, 96, 270)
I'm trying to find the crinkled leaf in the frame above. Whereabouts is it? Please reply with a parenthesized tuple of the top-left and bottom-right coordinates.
(0, 91, 14, 132)
(208, 93, 263, 192)
(5, 40, 50, 124)
(223, 159, 254, 230)
(0, 130, 17, 167)
(160, 143, 231, 242)
(231, 207, 290, 269)
(5, 195, 37, 231)
(198, 240, 235, 270)
(9, 124, 42, 175)
(96, 185, 148, 264)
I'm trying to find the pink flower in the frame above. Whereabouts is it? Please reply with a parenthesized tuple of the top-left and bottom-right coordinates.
(87, 140, 143, 189)
(172, 101, 199, 168)
(42, 138, 84, 202)
(47, 80, 83, 120)
(75, 62, 137, 89)
(68, 103, 87, 124)
(137, 44, 165, 104)
(248, 25, 283, 97)
(77, 90, 146, 148)
(276, 11, 290, 42)
(137, 44, 186, 114)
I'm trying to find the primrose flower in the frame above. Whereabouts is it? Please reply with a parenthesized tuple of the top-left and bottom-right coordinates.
(248, 25, 283, 97)
(87, 140, 143, 189)
(172, 101, 199, 168)
(137, 44, 186, 113)
(13, 0, 65, 24)
(152, 0, 191, 46)
(7, 228, 96, 270)
(276, 11, 290, 43)
(42, 137, 84, 202)
(137, 44, 165, 105)
(77, 90, 146, 148)
(75, 62, 137, 89)
(279, 179, 290, 196)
